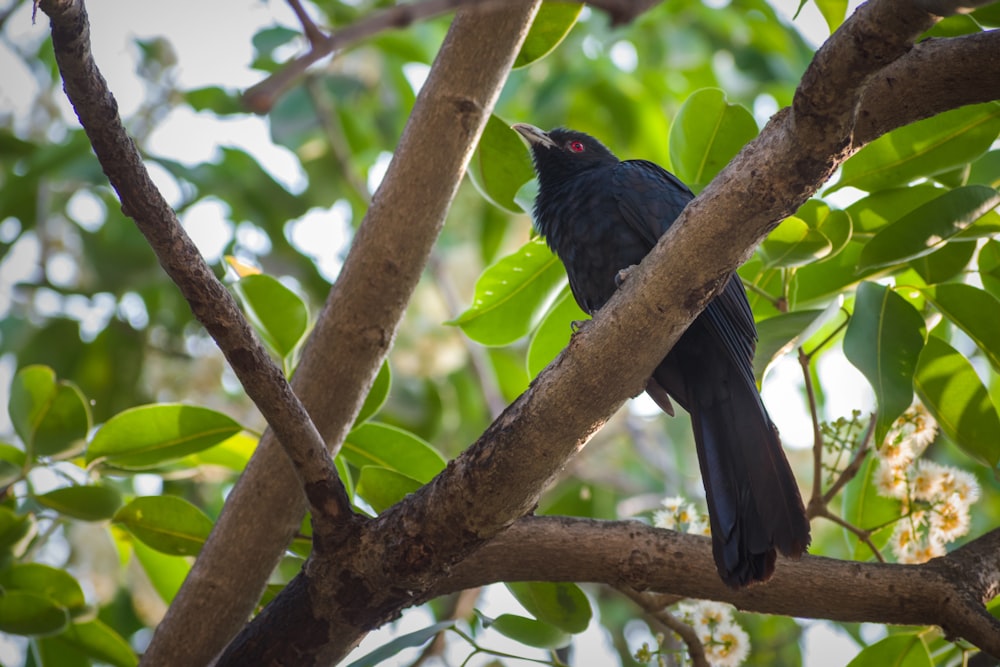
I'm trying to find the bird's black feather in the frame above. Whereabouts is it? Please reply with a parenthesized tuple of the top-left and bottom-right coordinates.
(515, 125, 810, 587)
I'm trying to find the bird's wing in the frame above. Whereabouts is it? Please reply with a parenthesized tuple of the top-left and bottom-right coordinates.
(613, 159, 758, 385)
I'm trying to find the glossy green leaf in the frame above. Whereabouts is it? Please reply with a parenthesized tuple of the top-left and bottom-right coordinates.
(910, 241, 976, 285)
(845, 184, 943, 235)
(753, 310, 825, 384)
(342, 422, 445, 484)
(506, 582, 592, 634)
(968, 149, 1000, 188)
(489, 613, 571, 649)
(815, 0, 848, 33)
(36, 485, 123, 522)
(836, 103, 1000, 192)
(56, 620, 138, 667)
(9, 365, 90, 458)
(355, 466, 423, 514)
(234, 273, 309, 360)
(513, 2, 582, 68)
(977, 239, 1000, 299)
(526, 287, 587, 378)
(355, 361, 391, 426)
(0, 443, 26, 486)
(344, 621, 455, 667)
(131, 540, 190, 604)
(797, 199, 852, 259)
(113, 495, 214, 556)
(468, 114, 536, 213)
(448, 237, 566, 346)
(857, 186, 1000, 271)
(914, 336, 1000, 467)
(0, 506, 35, 552)
(843, 282, 926, 446)
(846, 633, 931, 667)
(841, 454, 897, 560)
(919, 284, 1000, 373)
(0, 564, 86, 614)
(669, 88, 758, 190)
(86, 404, 243, 468)
(187, 431, 258, 471)
(0, 590, 69, 636)
(760, 216, 833, 268)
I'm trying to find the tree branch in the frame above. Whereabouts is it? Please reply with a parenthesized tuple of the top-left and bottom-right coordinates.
(37, 0, 353, 530)
(433, 517, 1000, 658)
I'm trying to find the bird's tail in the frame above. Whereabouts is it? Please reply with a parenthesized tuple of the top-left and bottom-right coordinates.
(683, 366, 810, 587)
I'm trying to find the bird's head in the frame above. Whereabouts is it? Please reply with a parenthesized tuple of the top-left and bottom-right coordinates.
(512, 124, 618, 183)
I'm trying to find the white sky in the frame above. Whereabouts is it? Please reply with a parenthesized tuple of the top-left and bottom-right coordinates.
(0, 0, 870, 664)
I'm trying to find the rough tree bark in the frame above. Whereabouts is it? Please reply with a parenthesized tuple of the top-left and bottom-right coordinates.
(37, 0, 1000, 664)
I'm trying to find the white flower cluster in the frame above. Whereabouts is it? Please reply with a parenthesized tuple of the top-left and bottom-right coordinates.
(652, 496, 712, 537)
(875, 405, 981, 564)
(675, 600, 751, 667)
(649, 497, 750, 667)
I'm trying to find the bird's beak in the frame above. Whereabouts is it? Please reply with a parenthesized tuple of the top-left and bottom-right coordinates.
(512, 123, 556, 149)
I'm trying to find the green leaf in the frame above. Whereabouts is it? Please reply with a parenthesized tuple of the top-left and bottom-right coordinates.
(841, 454, 897, 560)
(187, 431, 258, 471)
(355, 361, 391, 426)
(113, 495, 214, 556)
(36, 485, 123, 522)
(857, 186, 1000, 271)
(753, 310, 826, 384)
(344, 621, 455, 667)
(514, 2, 582, 68)
(979, 239, 1000, 299)
(130, 540, 190, 604)
(489, 613, 571, 649)
(815, 0, 848, 33)
(55, 620, 138, 667)
(914, 336, 1000, 467)
(0, 506, 35, 552)
(9, 365, 90, 458)
(846, 633, 931, 667)
(355, 466, 423, 513)
(233, 273, 309, 361)
(759, 216, 833, 268)
(836, 103, 1000, 192)
(845, 184, 943, 235)
(910, 241, 976, 285)
(448, 237, 566, 346)
(526, 287, 587, 378)
(505, 582, 592, 634)
(469, 115, 537, 213)
(0, 443, 26, 486)
(0, 590, 69, 636)
(184, 86, 243, 115)
(86, 404, 243, 469)
(843, 282, 926, 446)
(668, 88, 758, 190)
(0, 564, 86, 614)
(968, 149, 1000, 188)
(797, 199, 852, 259)
(919, 284, 1000, 373)
(342, 422, 445, 484)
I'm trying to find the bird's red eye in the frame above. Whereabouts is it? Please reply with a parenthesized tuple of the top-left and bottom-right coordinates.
(568, 140, 585, 153)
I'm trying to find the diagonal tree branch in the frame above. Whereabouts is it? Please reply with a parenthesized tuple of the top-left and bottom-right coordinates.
(37, 0, 353, 530)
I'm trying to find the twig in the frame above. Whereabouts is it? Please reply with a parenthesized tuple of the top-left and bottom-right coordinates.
(821, 417, 874, 505)
(813, 506, 886, 562)
(619, 587, 708, 667)
(37, 0, 355, 534)
(243, 0, 665, 113)
(287, 0, 326, 47)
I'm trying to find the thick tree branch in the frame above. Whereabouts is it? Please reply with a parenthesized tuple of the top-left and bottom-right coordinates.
(37, 0, 352, 529)
(433, 518, 1000, 658)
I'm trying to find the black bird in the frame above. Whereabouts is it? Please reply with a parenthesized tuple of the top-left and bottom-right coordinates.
(513, 124, 810, 588)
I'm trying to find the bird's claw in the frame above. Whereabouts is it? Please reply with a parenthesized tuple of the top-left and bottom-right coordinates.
(615, 265, 637, 288)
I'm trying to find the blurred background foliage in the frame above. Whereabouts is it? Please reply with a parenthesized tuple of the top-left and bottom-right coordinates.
(0, 0, 999, 665)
